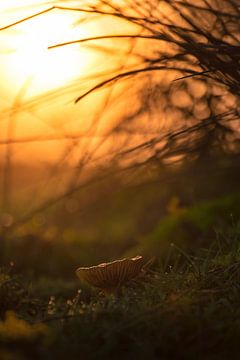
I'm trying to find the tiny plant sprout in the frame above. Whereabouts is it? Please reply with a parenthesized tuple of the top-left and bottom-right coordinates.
(76, 256, 144, 295)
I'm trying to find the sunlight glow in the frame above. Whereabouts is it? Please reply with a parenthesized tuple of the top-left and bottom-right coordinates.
(0, 1, 142, 164)
(2, 7, 92, 96)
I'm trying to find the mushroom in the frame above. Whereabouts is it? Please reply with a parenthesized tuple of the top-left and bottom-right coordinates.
(76, 256, 144, 295)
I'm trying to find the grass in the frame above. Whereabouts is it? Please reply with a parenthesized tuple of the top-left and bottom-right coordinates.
(1, 189, 239, 279)
(0, 1, 240, 359)
(1, 224, 240, 360)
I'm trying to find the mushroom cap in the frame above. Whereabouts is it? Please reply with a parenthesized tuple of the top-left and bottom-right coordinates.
(76, 256, 144, 291)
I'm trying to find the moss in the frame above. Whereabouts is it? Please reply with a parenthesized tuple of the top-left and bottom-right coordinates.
(134, 192, 240, 256)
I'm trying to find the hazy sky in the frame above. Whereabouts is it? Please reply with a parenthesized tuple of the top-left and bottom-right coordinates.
(0, 1, 140, 163)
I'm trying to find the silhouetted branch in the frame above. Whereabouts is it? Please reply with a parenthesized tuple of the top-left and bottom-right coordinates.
(48, 34, 165, 49)
(1, 0, 240, 226)
(74, 66, 206, 103)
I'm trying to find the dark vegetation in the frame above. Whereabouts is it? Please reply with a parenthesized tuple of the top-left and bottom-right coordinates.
(1, 226, 240, 359)
(0, 0, 240, 359)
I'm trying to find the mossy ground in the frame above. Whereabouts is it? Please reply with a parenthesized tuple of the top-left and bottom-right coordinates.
(1, 225, 240, 360)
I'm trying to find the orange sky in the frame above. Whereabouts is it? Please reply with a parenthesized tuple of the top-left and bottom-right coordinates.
(0, 1, 142, 163)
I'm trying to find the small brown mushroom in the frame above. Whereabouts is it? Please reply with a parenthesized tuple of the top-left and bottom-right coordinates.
(76, 256, 144, 295)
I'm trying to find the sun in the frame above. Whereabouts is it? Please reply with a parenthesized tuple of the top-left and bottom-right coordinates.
(4, 8, 91, 97)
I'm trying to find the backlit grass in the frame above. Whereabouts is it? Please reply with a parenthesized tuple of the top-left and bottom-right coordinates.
(1, 224, 240, 359)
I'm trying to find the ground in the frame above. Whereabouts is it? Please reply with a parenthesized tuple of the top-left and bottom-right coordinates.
(1, 224, 240, 360)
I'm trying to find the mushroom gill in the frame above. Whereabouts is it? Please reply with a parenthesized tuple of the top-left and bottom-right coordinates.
(76, 256, 144, 295)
